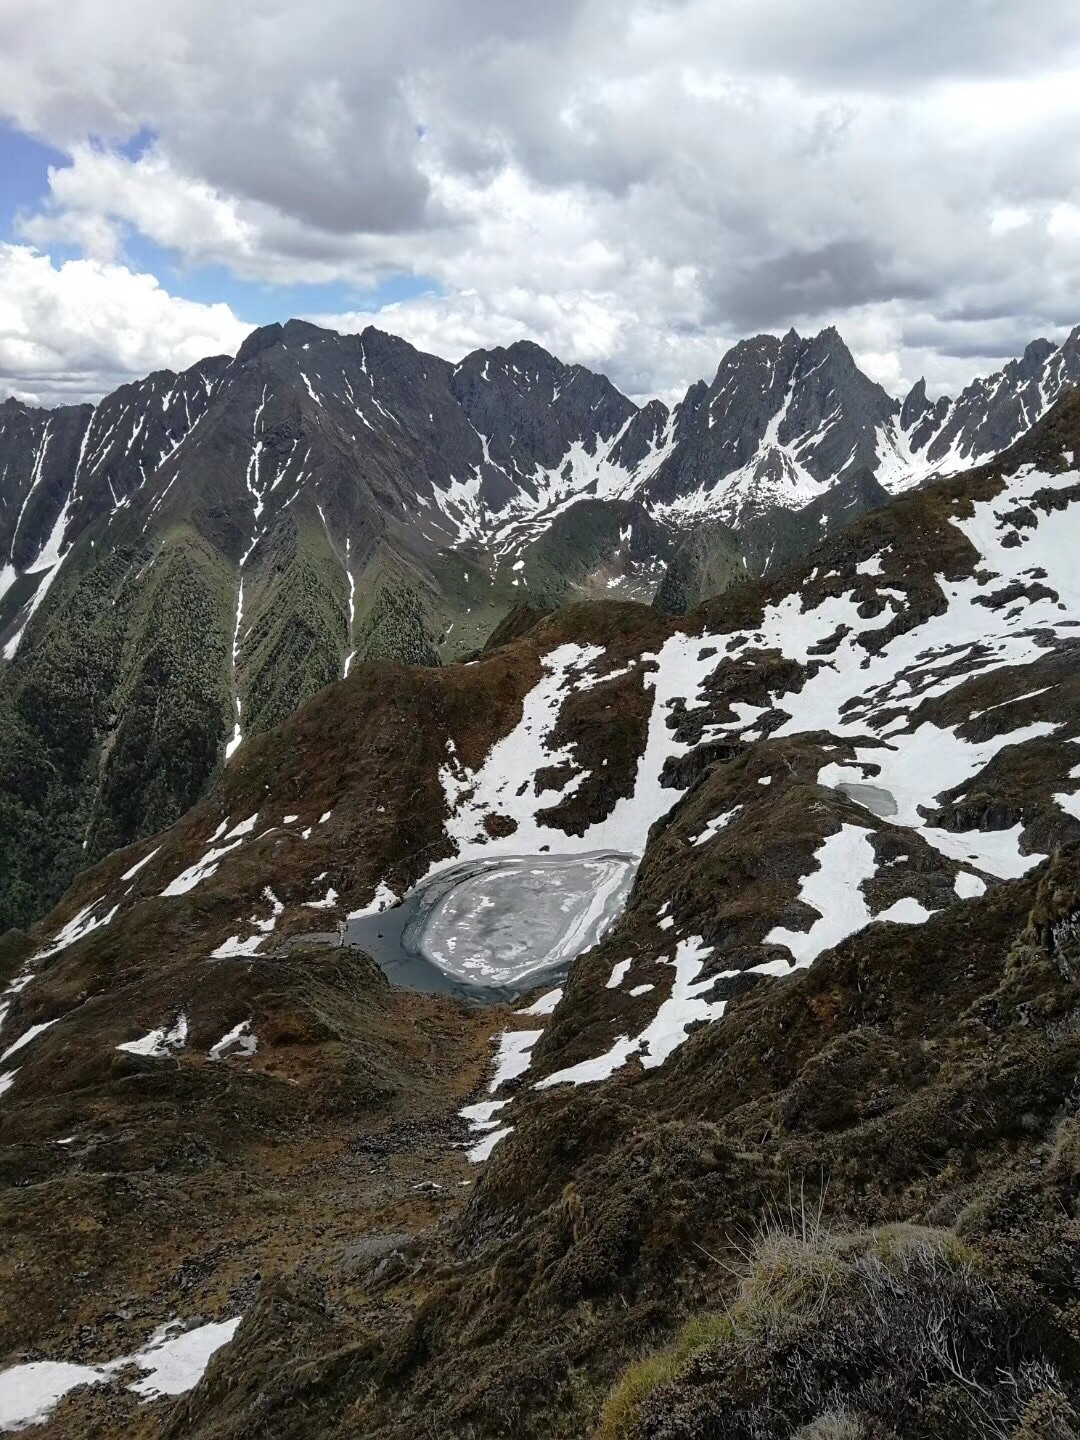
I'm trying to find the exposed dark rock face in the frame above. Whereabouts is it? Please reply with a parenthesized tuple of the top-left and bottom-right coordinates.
(640, 328, 897, 519)
(1, 318, 1077, 936)
(908, 329, 1080, 469)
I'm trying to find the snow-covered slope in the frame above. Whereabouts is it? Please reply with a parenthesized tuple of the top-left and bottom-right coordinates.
(11, 393, 1079, 1100)
(3, 397, 1079, 1437)
(635, 324, 1080, 526)
(882, 330, 1080, 488)
(0, 361, 227, 625)
(1, 317, 1078, 939)
(3, 319, 1078, 646)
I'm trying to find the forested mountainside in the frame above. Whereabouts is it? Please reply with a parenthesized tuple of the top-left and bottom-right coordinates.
(1, 391, 1078, 1438)
(1, 318, 1078, 935)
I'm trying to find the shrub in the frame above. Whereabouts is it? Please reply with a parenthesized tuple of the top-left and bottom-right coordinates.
(594, 1214, 1077, 1440)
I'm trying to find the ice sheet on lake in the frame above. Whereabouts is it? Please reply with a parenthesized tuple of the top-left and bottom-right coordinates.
(406, 852, 637, 986)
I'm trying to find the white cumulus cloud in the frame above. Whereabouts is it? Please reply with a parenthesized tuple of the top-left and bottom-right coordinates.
(0, 245, 250, 405)
(1, 0, 1080, 402)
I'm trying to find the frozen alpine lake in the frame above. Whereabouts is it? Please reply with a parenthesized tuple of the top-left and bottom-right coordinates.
(346, 851, 636, 998)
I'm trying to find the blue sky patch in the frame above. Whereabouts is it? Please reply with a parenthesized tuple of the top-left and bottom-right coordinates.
(0, 123, 68, 240)
(1, 120, 441, 329)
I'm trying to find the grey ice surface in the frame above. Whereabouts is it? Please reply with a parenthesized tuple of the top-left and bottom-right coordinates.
(835, 781, 898, 817)
(346, 851, 637, 1001)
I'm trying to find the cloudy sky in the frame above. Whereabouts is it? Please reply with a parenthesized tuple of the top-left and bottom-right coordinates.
(2, 0, 1080, 407)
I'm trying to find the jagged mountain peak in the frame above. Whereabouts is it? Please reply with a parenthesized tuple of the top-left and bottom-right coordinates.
(458, 336, 566, 373)
(2, 308, 1080, 975)
(1021, 335, 1056, 367)
(641, 324, 900, 524)
(4, 312, 1078, 624)
(233, 321, 287, 364)
(883, 324, 1080, 487)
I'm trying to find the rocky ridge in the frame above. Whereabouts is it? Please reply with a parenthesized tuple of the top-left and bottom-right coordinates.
(1, 394, 1079, 1436)
(2, 318, 1078, 934)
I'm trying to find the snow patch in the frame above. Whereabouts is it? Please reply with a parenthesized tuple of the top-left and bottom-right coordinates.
(347, 882, 398, 919)
(488, 1029, 544, 1092)
(161, 816, 257, 897)
(0, 1318, 241, 1429)
(691, 806, 742, 846)
(116, 1013, 188, 1058)
(1, 1019, 59, 1064)
(120, 845, 161, 882)
(606, 958, 633, 989)
(954, 872, 988, 899)
(209, 1020, 257, 1060)
(209, 934, 265, 959)
(763, 825, 878, 968)
(519, 988, 563, 1016)
(536, 936, 724, 1087)
(467, 1126, 512, 1162)
(34, 899, 119, 960)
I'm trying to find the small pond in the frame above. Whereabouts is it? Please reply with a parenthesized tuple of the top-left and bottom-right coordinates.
(345, 850, 637, 1002)
(835, 781, 898, 817)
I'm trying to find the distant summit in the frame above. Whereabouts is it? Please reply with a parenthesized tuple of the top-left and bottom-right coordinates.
(1, 316, 1078, 929)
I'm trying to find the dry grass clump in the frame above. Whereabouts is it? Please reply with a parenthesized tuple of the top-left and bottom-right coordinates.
(790, 1408, 869, 1440)
(597, 1316, 734, 1440)
(595, 1200, 1074, 1440)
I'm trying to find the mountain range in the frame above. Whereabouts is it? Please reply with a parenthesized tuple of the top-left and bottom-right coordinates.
(1, 317, 1079, 931)
(1, 383, 1079, 1438)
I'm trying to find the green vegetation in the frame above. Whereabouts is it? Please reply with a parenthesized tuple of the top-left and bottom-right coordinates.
(241, 508, 349, 737)
(88, 524, 233, 860)
(0, 517, 238, 929)
(0, 522, 240, 930)
(523, 498, 668, 608)
(596, 1217, 1069, 1440)
(0, 539, 135, 931)
(351, 544, 442, 666)
(653, 518, 745, 614)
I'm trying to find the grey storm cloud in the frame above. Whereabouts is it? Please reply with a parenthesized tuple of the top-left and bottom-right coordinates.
(708, 0, 1080, 88)
(714, 241, 938, 331)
